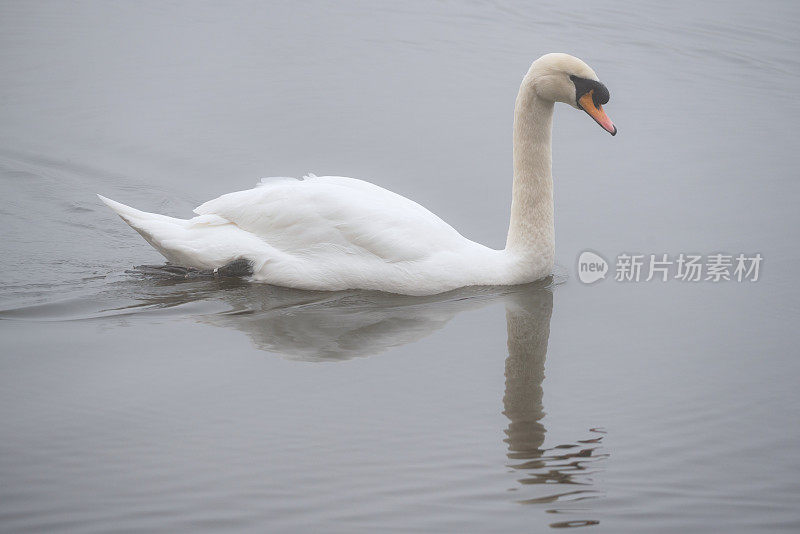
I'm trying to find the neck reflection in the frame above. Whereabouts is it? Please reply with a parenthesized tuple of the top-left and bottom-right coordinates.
(502, 287, 606, 525)
(503, 289, 551, 464)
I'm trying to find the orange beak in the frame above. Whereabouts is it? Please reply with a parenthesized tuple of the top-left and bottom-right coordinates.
(578, 91, 617, 136)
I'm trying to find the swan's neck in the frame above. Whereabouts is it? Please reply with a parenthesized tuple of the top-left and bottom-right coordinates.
(505, 85, 555, 268)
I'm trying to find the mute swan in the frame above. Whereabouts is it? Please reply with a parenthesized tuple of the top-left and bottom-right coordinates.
(99, 53, 615, 296)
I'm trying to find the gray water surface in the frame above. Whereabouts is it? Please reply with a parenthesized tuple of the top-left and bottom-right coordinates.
(1, 1, 799, 532)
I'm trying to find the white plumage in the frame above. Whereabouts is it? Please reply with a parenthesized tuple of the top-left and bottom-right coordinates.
(99, 175, 508, 295)
(99, 54, 615, 296)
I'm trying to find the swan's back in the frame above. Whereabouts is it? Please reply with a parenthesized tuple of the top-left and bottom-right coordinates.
(194, 175, 472, 263)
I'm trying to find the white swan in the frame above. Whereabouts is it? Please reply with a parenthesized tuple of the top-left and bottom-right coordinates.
(99, 53, 615, 296)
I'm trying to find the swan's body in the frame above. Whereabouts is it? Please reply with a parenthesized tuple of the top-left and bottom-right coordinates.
(99, 53, 615, 296)
(99, 175, 532, 295)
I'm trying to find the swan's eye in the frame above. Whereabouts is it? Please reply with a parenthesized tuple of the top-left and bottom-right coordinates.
(570, 75, 610, 107)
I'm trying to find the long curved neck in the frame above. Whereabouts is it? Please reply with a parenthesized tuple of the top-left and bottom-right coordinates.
(505, 82, 555, 266)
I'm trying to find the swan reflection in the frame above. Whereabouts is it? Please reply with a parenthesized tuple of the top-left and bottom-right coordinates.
(199, 282, 509, 361)
(109, 273, 523, 361)
(109, 271, 606, 519)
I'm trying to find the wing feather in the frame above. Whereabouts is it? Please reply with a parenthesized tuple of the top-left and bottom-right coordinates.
(193, 176, 469, 262)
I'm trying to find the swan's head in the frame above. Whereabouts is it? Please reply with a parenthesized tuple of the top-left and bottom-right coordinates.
(526, 53, 617, 136)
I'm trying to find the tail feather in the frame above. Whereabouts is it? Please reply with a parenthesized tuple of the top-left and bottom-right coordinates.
(97, 194, 191, 263)
(97, 194, 264, 271)
(97, 194, 184, 226)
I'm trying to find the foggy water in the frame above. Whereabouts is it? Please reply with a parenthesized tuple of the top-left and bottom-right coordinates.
(1, 1, 799, 532)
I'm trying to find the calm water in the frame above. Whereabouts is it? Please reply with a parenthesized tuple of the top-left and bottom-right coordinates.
(1, 1, 799, 532)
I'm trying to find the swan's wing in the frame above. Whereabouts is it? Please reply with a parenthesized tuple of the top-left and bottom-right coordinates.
(193, 176, 471, 262)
